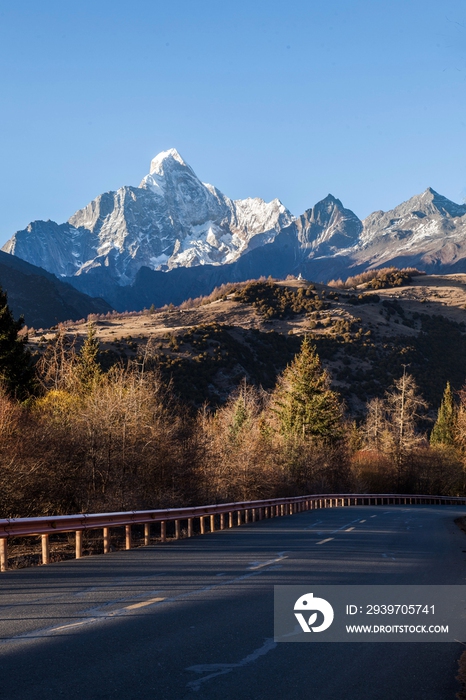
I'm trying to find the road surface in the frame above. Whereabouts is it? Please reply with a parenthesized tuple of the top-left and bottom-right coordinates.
(0, 505, 465, 699)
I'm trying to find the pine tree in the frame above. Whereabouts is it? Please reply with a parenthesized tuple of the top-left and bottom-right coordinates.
(430, 382, 456, 446)
(75, 323, 101, 393)
(272, 337, 343, 442)
(0, 287, 34, 398)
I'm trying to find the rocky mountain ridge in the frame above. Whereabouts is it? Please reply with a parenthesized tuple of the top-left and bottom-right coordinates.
(4, 150, 466, 310)
(4, 149, 292, 285)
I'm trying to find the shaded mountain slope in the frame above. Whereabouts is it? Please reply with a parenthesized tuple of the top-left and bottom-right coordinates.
(0, 252, 112, 327)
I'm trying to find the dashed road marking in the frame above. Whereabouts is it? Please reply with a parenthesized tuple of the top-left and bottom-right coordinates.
(248, 556, 288, 570)
(316, 538, 334, 545)
(125, 596, 166, 611)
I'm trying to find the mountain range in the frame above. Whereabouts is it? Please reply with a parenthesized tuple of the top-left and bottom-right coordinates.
(4, 149, 466, 312)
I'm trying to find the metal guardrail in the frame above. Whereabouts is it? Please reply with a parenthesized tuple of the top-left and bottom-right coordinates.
(1, 493, 465, 572)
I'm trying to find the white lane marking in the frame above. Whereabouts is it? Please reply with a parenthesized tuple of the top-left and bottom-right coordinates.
(124, 596, 165, 611)
(248, 556, 288, 570)
(331, 517, 363, 534)
(345, 527, 355, 532)
(1, 559, 286, 645)
(49, 620, 95, 633)
(370, 515, 377, 518)
(186, 638, 277, 691)
(3, 573, 168, 610)
(46, 596, 167, 635)
(310, 516, 367, 545)
(359, 519, 366, 523)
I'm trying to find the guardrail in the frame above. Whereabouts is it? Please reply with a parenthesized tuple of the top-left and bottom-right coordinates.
(1, 493, 465, 572)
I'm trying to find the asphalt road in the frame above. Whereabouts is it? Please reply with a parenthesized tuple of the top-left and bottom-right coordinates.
(0, 505, 465, 700)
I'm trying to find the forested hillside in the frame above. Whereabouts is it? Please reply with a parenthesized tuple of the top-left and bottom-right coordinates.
(0, 271, 464, 528)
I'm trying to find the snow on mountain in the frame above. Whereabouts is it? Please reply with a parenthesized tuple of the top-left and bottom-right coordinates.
(4, 149, 293, 285)
(354, 188, 466, 269)
(5, 147, 466, 308)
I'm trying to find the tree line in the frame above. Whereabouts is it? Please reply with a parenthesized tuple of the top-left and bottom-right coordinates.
(0, 288, 465, 518)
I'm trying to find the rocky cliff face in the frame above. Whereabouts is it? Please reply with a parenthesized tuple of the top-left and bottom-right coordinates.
(5, 150, 466, 310)
(353, 187, 466, 270)
(4, 149, 292, 285)
(294, 195, 363, 254)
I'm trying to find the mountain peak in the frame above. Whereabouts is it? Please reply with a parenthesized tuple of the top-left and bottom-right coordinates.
(416, 187, 466, 217)
(149, 148, 188, 175)
(320, 194, 343, 207)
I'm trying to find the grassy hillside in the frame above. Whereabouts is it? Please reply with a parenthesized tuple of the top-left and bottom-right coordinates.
(29, 273, 466, 414)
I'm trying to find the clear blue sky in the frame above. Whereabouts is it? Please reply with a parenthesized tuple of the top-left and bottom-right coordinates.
(1, 0, 465, 245)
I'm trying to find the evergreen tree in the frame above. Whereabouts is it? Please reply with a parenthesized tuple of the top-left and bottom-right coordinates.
(430, 382, 456, 446)
(75, 323, 101, 393)
(0, 287, 34, 398)
(272, 337, 343, 442)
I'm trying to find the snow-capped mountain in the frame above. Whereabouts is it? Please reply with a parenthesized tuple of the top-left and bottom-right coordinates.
(3, 149, 292, 285)
(353, 187, 466, 270)
(4, 149, 466, 311)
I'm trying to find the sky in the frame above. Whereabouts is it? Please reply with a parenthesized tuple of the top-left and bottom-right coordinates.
(1, 0, 466, 245)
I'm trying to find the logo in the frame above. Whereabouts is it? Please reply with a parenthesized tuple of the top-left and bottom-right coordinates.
(294, 593, 334, 633)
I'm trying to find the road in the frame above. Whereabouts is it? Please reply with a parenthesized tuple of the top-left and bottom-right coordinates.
(0, 505, 465, 700)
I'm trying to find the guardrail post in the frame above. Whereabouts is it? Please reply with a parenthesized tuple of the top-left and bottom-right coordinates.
(175, 520, 180, 539)
(0, 538, 7, 571)
(229, 511, 233, 527)
(220, 513, 225, 530)
(103, 527, 110, 553)
(252, 509, 256, 522)
(75, 530, 82, 559)
(237, 511, 242, 526)
(200, 516, 205, 534)
(210, 515, 215, 532)
(125, 525, 131, 550)
(188, 518, 193, 537)
(258, 508, 262, 520)
(41, 534, 50, 565)
(161, 521, 166, 542)
(245, 509, 249, 523)
(144, 523, 150, 546)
